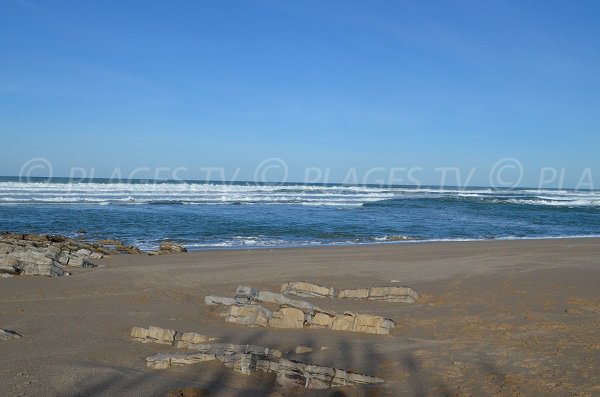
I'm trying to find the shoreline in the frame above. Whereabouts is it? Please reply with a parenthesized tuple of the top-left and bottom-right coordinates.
(180, 234, 600, 252)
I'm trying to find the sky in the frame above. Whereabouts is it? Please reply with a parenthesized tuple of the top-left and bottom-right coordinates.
(1, 0, 599, 188)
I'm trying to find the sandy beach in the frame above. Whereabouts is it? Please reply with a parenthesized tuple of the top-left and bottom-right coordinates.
(1, 238, 599, 396)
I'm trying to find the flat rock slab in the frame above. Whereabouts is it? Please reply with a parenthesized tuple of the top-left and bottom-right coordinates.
(280, 281, 336, 298)
(131, 326, 216, 346)
(143, 345, 383, 390)
(282, 281, 420, 303)
(0, 328, 22, 340)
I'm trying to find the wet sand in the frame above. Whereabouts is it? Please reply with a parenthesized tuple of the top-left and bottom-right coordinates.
(1, 238, 599, 396)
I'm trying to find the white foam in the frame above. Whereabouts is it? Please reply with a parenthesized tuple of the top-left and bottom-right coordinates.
(1, 181, 598, 207)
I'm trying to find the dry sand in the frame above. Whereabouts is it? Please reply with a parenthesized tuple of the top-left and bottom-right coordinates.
(1, 238, 599, 396)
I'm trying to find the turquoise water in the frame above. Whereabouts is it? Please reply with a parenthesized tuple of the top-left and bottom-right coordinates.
(1, 177, 599, 250)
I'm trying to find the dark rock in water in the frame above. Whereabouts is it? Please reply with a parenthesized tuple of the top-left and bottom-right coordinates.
(159, 241, 187, 254)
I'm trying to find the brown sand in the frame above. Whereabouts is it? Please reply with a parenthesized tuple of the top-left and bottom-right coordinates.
(1, 238, 599, 396)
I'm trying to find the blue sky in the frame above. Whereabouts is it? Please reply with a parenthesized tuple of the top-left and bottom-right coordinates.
(1, 0, 599, 187)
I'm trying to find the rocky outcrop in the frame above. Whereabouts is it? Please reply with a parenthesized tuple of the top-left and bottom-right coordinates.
(225, 304, 272, 327)
(147, 241, 189, 255)
(131, 326, 217, 347)
(0, 328, 22, 340)
(206, 287, 318, 312)
(147, 351, 384, 389)
(281, 281, 336, 298)
(282, 281, 419, 303)
(135, 327, 383, 390)
(269, 307, 307, 329)
(158, 241, 188, 254)
(0, 233, 144, 276)
(276, 358, 383, 389)
(337, 286, 419, 303)
(204, 286, 396, 335)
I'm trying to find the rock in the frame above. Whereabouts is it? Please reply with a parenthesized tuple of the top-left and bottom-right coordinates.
(179, 332, 216, 344)
(176, 333, 217, 349)
(295, 345, 313, 354)
(269, 307, 306, 329)
(204, 295, 236, 306)
(146, 352, 216, 369)
(366, 286, 419, 303)
(159, 241, 187, 254)
(136, 335, 384, 389)
(132, 326, 217, 348)
(21, 262, 69, 277)
(307, 309, 336, 329)
(146, 353, 172, 369)
(235, 285, 259, 304)
(0, 257, 22, 275)
(344, 372, 385, 385)
(116, 245, 142, 254)
(131, 327, 150, 340)
(282, 280, 419, 303)
(331, 312, 395, 335)
(276, 359, 308, 387)
(0, 242, 15, 255)
(232, 353, 257, 375)
(305, 364, 336, 389)
(331, 313, 355, 332)
(353, 313, 395, 335)
(56, 250, 70, 265)
(273, 359, 383, 389)
(45, 245, 61, 260)
(256, 291, 316, 313)
(337, 288, 370, 300)
(75, 248, 92, 257)
(205, 285, 397, 335)
(281, 281, 336, 298)
(257, 359, 279, 373)
(226, 305, 272, 327)
(0, 233, 143, 277)
(148, 326, 178, 344)
(67, 255, 97, 268)
(185, 343, 280, 360)
(0, 329, 22, 340)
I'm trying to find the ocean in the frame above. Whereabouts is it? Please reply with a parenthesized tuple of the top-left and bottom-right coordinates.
(1, 177, 599, 250)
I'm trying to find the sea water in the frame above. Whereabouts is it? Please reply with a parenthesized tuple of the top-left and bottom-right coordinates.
(1, 177, 599, 250)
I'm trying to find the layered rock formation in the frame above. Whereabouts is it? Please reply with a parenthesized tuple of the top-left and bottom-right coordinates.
(148, 241, 188, 255)
(133, 326, 383, 390)
(0, 233, 188, 277)
(131, 326, 217, 348)
(205, 285, 396, 335)
(0, 233, 118, 276)
(283, 281, 419, 303)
